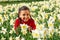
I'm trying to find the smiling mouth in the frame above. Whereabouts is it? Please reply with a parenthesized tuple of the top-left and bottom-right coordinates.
(23, 19, 29, 22)
(24, 19, 28, 21)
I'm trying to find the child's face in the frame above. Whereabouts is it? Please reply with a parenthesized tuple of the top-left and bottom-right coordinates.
(19, 10, 30, 22)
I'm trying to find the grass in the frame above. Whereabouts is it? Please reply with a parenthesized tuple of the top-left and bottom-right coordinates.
(0, 0, 48, 6)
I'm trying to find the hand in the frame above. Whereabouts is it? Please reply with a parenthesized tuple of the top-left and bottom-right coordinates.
(28, 27, 32, 32)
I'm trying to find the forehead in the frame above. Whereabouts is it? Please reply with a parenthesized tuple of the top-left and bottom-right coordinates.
(20, 10, 30, 14)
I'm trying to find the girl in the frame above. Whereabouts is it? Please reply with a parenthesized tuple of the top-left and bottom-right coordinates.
(14, 6, 36, 31)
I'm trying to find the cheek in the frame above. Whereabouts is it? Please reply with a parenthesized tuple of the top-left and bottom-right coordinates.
(21, 16, 24, 20)
(19, 15, 24, 19)
(27, 16, 30, 19)
(27, 17, 30, 20)
(25, 16, 30, 20)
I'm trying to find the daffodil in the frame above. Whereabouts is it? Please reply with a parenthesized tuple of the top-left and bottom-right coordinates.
(4, 13, 8, 21)
(9, 30, 13, 34)
(31, 6, 38, 11)
(9, 36, 13, 40)
(42, 4, 49, 9)
(21, 37, 25, 40)
(37, 38, 41, 40)
(38, 24, 44, 30)
(38, 28, 48, 38)
(0, 5, 3, 13)
(57, 14, 60, 20)
(9, 27, 15, 34)
(42, 28, 48, 37)
(15, 35, 20, 40)
(48, 22, 54, 28)
(1, 27, 7, 34)
(1, 37, 6, 40)
(20, 24, 29, 30)
(21, 30, 27, 35)
(58, 31, 60, 36)
(32, 29, 40, 38)
(45, 13, 48, 19)
(10, 19, 14, 25)
(55, 29, 58, 33)
(48, 28, 54, 36)
(48, 16, 55, 23)
(0, 14, 3, 24)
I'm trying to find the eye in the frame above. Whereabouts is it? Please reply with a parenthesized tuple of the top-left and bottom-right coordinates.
(23, 14, 25, 16)
(27, 14, 30, 16)
(27, 14, 28, 16)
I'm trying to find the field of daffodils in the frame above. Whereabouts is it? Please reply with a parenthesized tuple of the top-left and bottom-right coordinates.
(0, 0, 60, 40)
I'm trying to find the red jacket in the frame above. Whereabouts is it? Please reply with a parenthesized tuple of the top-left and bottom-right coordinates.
(14, 18, 36, 30)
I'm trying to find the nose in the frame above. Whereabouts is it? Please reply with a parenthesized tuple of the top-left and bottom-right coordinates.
(25, 15, 28, 19)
